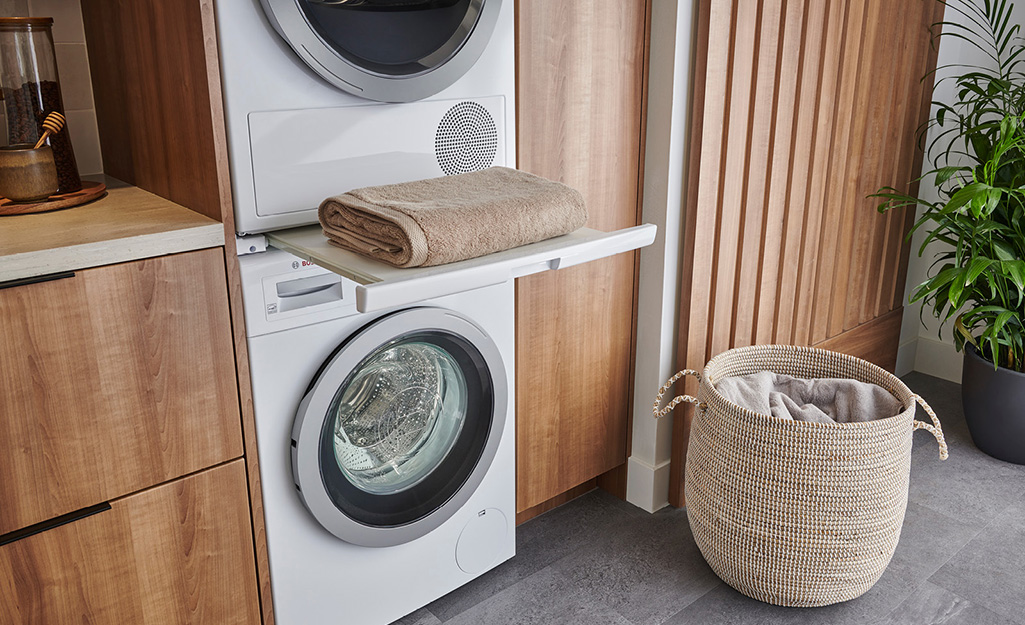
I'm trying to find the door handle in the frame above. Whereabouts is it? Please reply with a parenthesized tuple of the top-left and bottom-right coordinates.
(0, 502, 111, 547)
(0, 271, 75, 292)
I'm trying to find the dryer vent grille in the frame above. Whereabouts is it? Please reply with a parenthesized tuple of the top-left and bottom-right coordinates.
(435, 101, 498, 176)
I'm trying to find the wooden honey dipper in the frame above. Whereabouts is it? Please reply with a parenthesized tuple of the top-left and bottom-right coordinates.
(32, 111, 66, 149)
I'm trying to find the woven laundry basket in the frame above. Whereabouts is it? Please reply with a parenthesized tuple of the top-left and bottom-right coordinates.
(654, 345, 948, 608)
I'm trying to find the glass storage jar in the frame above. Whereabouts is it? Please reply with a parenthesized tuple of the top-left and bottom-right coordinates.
(0, 17, 81, 194)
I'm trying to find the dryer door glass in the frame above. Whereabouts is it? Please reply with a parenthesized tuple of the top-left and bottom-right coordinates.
(298, 0, 482, 77)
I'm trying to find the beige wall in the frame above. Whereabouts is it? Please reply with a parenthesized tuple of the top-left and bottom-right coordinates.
(0, 0, 102, 175)
(0, 1, 28, 16)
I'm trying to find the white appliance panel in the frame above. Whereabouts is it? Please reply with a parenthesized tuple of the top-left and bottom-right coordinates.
(248, 96, 505, 218)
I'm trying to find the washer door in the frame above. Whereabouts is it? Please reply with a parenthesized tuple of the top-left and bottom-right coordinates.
(260, 0, 502, 102)
(291, 307, 508, 547)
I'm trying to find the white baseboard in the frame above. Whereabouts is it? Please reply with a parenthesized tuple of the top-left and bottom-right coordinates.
(896, 339, 918, 377)
(625, 455, 671, 513)
(913, 336, 963, 383)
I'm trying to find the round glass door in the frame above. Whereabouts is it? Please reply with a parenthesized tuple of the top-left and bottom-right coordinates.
(298, 0, 480, 77)
(328, 337, 468, 495)
(259, 0, 503, 102)
(292, 307, 508, 547)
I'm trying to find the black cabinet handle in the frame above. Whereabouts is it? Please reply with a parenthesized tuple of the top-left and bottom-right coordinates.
(0, 271, 76, 292)
(0, 503, 111, 547)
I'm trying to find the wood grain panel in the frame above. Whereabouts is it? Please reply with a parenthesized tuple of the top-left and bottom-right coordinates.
(733, 0, 784, 348)
(671, 0, 941, 507)
(82, 0, 223, 221)
(710, 0, 758, 354)
(814, 307, 904, 372)
(810, 0, 866, 344)
(828, 0, 878, 336)
(0, 249, 242, 535)
(888, 0, 946, 314)
(83, 2, 277, 620)
(872, 0, 926, 317)
(753, 0, 803, 344)
(775, 0, 827, 346)
(0, 460, 260, 624)
(791, 0, 845, 346)
(515, 0, 649, 512)
(195, 1, 276, 621)
(515, 480, 597, 526)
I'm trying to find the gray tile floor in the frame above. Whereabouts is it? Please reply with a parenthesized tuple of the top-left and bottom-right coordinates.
(394, 372, 1025, 625)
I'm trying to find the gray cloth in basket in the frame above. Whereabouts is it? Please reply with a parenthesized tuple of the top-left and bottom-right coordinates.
(715, 371, 903, 424)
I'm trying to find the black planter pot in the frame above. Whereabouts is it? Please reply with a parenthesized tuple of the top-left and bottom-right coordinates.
(961, 345, 1025, 465)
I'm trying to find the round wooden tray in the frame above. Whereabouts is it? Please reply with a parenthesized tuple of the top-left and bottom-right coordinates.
(0, 180, 107, 216)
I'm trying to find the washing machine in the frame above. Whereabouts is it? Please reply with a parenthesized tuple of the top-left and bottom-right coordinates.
(240, 248, 515, 624)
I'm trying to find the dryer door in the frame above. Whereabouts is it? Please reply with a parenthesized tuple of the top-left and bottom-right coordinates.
(291, 306, 507, 547)
(259, 0, 502, 102)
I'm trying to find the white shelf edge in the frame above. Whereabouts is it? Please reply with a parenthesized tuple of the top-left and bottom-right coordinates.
(266, 224, 657, 312)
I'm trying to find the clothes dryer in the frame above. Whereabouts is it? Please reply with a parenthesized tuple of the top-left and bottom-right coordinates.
(215, 0, 515, 234)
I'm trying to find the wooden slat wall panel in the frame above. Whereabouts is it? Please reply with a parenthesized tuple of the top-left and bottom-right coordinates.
(792, 0, 845, 346)
(515, 1, 650, 512)
(753, 0, 803, 345)
(670, 0, 943, 507)
(733, 0, 783, 348)
(672, 0, 716, 482)
(809, 0, 866, 344)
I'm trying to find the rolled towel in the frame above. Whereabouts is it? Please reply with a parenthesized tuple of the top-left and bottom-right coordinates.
(318, 166, 588, 268)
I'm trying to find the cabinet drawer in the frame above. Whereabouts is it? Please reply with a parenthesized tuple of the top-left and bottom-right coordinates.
(0, 249, 243, 534)
(0, 460, 260, 624)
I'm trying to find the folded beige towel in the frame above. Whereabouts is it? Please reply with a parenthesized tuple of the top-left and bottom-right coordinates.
(318, 166, 588, 268)
(716, 371, 903, 424)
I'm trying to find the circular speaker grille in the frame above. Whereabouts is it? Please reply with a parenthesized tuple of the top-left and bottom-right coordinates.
(435, 101, 499, 176)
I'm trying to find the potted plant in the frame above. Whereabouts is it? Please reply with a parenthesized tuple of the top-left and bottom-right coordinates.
(874, 0, 1025, 464)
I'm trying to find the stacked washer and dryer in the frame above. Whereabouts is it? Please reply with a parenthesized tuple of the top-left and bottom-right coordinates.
(216, 0, 519, 623)
(215, 2, 653, 623)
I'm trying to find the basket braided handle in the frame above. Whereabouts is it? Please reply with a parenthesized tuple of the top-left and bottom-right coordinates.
(653, 369, 705, 419)
(911, 394, 949, 460)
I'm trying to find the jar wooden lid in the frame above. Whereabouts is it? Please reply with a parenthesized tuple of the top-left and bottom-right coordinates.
(0, 17, 54, 29)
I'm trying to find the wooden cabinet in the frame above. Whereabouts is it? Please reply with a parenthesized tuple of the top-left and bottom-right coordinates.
(0, 249, 243, 535)
(0, 248, 258, 624)
(0, 460, 260, 625)
(515, 1, 651, 519)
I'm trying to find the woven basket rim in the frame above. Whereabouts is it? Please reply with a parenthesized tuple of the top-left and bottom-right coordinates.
(700, 344, 916, 430)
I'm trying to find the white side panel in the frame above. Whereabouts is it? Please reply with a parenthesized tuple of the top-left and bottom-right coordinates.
(248, 97, 505, 218)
